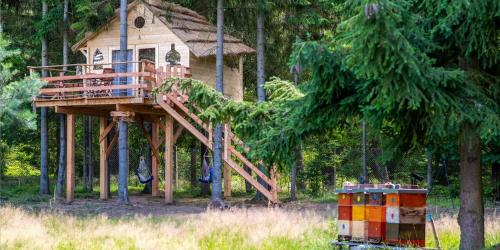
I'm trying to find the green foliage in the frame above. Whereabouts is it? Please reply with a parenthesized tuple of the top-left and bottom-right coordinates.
(4, 144, 40, 177)
(70, 0, 116, 40)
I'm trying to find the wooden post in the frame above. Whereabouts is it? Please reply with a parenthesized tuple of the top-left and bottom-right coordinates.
(270, 164, 278, 203)
(164, 115, 174, 204)
(224, 124, 232, 197)
(224, 164, 232, 197)
(66, 114, 75, 203)
(152, 121, 160, 197)
(99, 117, 109, 200)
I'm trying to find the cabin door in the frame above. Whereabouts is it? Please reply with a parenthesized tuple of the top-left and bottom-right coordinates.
(111, 49, 133, 96)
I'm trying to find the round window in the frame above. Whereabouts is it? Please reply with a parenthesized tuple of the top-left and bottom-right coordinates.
(134, 16, 145, 29)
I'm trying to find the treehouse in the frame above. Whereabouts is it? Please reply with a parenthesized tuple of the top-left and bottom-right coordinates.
(29, 0, 280, 204)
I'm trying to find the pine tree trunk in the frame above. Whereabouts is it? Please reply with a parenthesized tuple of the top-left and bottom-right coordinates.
(190, 141, 197, 189)
(117, 0, 129, 204)
(493, 160, 500, 202)
(210, 0, 224, 207)
(83, 117, 88, 192)
(88, 117, 93, 192)
(458, 123, 484, 249)
(56, 0, 69, 199)
(255, 3, 268, 201)
(290, 147, 297, 200)
(296, 144, 306, 190)
(427, 151, 432, 191)
(118, 120, 129, 203)
(39, 0, 49, 195)
(56, 115, 66, 198)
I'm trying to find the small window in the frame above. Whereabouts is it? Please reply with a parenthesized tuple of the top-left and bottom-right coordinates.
(134, 16, 145, 29)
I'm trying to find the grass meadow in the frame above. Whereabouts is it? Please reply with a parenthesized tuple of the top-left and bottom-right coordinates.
(0, 205, 499, 250)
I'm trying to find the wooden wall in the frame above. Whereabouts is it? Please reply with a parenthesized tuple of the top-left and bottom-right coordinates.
(81, 2, 244, 101)
(85, 3, 190, 68)
(190, 55, 244, 101)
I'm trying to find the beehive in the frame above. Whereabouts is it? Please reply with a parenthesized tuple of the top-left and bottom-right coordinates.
(336, 184, 427, 247)
(337, 190, 353, 242)
(366, 189, 386, 243)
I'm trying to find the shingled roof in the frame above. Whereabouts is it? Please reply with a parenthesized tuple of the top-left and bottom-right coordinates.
(71, 0, 255, 57)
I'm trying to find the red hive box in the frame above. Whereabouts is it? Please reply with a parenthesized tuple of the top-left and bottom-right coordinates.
(338, 205, 352, 221)
(338, 193, 352, 206)
(367, 221, 386, 243)
(400, 193, 426, 207)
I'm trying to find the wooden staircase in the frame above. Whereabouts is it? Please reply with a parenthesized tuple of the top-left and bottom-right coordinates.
(154, 78, 279, 203)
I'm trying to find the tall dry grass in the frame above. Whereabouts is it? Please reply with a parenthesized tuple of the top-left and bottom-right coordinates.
(0, 206, 331, 250)
(0, 206, 498, 250)
(426, 213, 499, 249)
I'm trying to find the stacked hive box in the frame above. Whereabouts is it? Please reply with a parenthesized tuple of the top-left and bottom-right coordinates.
(336, 184, 426, 247)
(366, 189, 386, 243)
(351, 190, 366, 241)
(399, 191, 426, 247)
(385, 189, 400, 244)
(337, 190, 352, 241)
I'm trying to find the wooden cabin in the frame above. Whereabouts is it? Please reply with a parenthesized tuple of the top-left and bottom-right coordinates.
(72, 0, 254, 101)
(29, 1, 281, 205)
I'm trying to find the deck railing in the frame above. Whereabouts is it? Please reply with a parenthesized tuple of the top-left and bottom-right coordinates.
(29, 60, 190, 101)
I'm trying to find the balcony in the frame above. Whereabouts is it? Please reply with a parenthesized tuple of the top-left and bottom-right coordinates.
(29, 60, 190, 107)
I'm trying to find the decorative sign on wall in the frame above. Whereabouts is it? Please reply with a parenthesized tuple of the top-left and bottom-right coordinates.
(134, 16, 146, 29)
(165, 44, 181, 65)
(93, 49, 104, 70)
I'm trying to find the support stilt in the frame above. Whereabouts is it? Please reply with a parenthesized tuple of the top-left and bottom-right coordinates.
(152, 121, 160, 196)
(165, 115, 174, 204)
(99, 117, 109, 200)
(66, 114, 75, 203)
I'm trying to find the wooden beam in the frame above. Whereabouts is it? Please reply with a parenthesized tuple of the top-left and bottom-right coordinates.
(173, 126, 184, 144)
(225, 158, 275, 202)
(116, 104, 166, 116)
(55, 106, 109, 117)
(99, 121, 116, 142)
(151, 121, 160, 197)
(165, 115, 174, 204)
(224, 163, 232, 198)
(106, 132, 118, 158)
(40, 84, 148, 94)
(66, 114, 75, 203)
(156, 95, 209, 146)
(35, 97, 147, 107)
(270, 165, 278, 202)
(138, 119, 161, 162)
(110, 111, 135, 118)
(224, 124, 231, 197)
(99, 117, 109, 200)
(229, 146, 274, 187)
(41, 72, 153, 82)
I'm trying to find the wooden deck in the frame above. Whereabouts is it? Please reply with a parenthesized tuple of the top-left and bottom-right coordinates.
(30, 60, 280, 204)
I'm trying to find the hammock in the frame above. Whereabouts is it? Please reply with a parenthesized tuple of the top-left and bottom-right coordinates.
(136, 156, 154, 184)
(199, 155, 213, 184)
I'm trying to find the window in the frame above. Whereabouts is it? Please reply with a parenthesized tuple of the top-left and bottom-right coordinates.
(138, 48, 156, 71)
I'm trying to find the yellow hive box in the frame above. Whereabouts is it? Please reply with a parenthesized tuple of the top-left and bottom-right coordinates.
(352, 205, 365, 221)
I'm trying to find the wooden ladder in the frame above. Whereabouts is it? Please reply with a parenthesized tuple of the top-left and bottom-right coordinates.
(154, 79, 279, 203)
